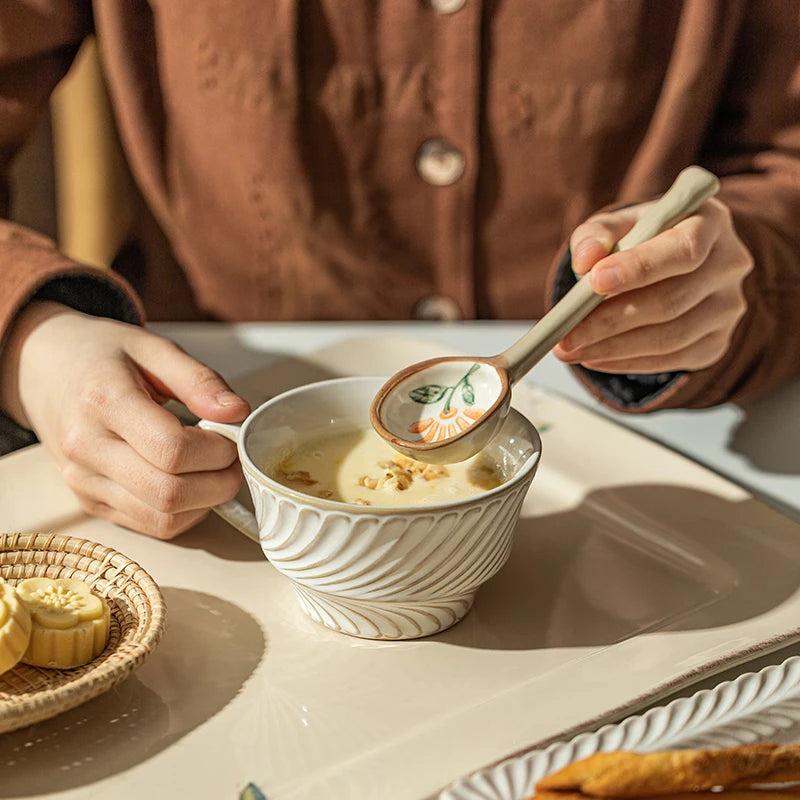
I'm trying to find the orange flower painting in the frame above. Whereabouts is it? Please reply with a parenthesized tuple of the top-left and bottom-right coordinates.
(408, 406, 485, 442)
(407, 363, 485, 441)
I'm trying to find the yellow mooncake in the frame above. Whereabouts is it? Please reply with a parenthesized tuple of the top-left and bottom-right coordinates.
(16, 577, 110, 669)
(0, 581, 32, 675)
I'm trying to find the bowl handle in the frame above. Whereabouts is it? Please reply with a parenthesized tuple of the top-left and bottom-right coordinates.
(197, 419, 260, 543)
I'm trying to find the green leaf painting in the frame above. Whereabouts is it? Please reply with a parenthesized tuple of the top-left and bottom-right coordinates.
(409, 363, 481, 413)
(409, 384, 447, 404)
(461, 383, 475, 405)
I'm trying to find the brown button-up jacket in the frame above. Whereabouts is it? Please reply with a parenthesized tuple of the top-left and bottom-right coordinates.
(0, 0, 799, 425)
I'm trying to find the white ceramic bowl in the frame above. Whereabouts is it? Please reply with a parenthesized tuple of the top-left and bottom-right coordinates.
(199, 377, 541, 640)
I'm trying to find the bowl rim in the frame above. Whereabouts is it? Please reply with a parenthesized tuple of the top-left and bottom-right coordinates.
(235, 376, 542, 515)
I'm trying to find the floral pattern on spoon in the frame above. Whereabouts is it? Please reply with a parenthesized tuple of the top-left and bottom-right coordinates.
(407, 363, 486, 442)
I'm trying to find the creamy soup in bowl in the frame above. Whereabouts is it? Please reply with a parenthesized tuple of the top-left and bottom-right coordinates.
(198, 375, 542, 640)
(264, 427, 503, 507)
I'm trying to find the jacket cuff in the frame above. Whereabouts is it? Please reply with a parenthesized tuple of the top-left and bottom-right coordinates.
(549, 246, 686, 411)
(0, 412, 37, 453)
(32, 272, 143, 326)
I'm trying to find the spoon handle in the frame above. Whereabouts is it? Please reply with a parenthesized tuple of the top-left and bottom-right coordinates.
(500, 165, 721, 383)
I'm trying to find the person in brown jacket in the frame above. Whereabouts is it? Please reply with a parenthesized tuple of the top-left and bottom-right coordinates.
(0, 1, 797, 538)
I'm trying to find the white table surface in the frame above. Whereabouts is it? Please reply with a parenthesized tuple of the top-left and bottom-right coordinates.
(155, 320, 800, 700)
(2, 320, 800, 800)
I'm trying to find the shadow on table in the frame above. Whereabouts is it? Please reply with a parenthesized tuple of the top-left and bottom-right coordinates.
(175, 490, 266, 562)
(436, 483, 800, 652)
(728, 379, 800, 475)
(169, 349, 341, 427)
(0, 587, 265, 797)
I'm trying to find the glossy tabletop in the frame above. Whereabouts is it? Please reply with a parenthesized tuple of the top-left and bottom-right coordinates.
(0, 322, 798, 800)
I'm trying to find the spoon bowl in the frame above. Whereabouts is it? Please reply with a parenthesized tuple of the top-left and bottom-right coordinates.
(371, 166, 721, 463)
(370, 356, 511, 463)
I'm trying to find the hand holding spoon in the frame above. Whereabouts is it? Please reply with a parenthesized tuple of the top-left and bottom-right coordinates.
(370, 166, 721, 464)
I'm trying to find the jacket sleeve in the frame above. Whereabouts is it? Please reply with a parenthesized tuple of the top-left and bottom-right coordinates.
(0, 5, 144, 452)
(554, 1, 800, 413)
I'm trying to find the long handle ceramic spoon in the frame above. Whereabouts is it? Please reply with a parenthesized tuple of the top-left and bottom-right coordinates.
(370, 165, 721, 463)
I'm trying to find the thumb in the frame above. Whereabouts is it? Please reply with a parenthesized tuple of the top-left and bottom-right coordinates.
(129, 332, 251, 423)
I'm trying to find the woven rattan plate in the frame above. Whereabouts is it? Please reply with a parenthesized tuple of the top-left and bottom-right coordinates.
(0, 532, 166, 734)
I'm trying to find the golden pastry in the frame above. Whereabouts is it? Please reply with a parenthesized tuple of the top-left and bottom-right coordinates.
(16, 577, 110, 669)
(533, 792, 800, 800)
(535, 745, 800, 797)
(0, 580, 32, 675)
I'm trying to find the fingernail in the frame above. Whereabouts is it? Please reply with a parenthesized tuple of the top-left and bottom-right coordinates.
(215, 390, 244, 407)
(592, 266, 621, 294)
(572, 239, 601, 273)
(562, 332, 585, 351)
(574, 238, 602, 258)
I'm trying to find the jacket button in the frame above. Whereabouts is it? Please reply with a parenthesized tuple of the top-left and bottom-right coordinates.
(413, 295, 463, 321)
(428, 0, 466, 13)
(415, 139, 465, 186)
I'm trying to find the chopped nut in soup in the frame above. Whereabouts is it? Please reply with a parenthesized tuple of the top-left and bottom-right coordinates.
(265, 428, 504, 506)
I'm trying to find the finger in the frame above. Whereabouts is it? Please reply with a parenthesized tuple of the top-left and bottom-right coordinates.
(77, 489, 209, 540)
(126, 332, 251, 423)
(62, 436, 244, 513)
(558, 240, 743, 352)
(570, 207, 640, 276)
(77, 359, 240, 473)
(557, 290, 744, 366)
(587, 201, 728, 295)
(577, 329, 732, 373)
